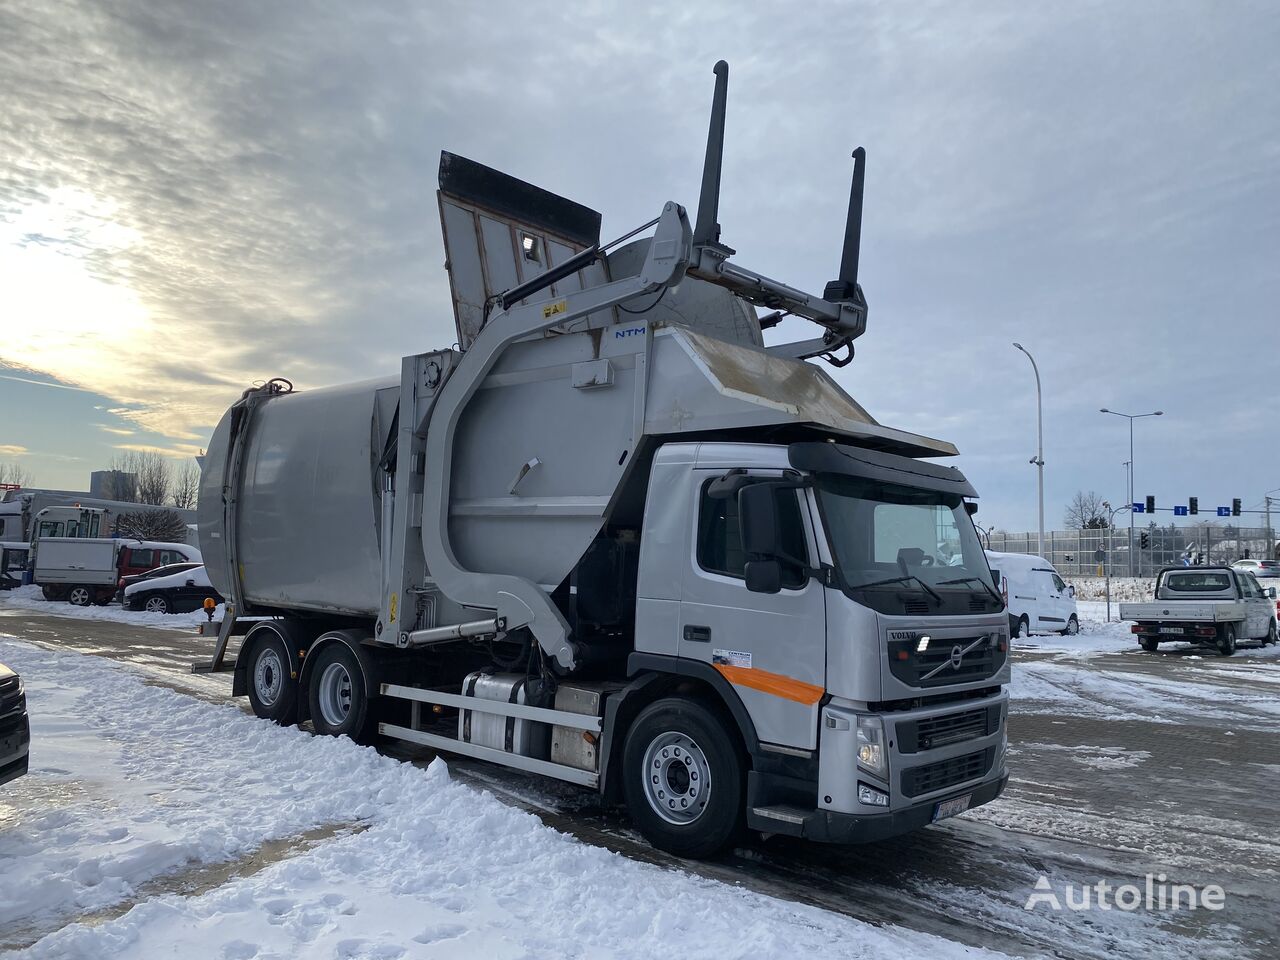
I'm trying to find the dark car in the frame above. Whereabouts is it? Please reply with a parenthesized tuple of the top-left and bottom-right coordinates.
(115, 561, 204, 602)
(0, 662, 30, 786)
(124, 564, 222, 614)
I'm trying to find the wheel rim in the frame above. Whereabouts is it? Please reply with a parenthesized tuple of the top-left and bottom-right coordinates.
(317, 661, 353, 727)
(1019, 619, 1029, 638)
(1067, 618, 1079, 635)
(253, 645, 284, 707)
(641, 731, 711, 825)
(70, 587, 89, 605)
(144, 596, 167, 613)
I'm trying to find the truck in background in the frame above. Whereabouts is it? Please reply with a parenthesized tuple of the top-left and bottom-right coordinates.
(197, 62, 1010, 858)
(0, 490, 197, 544)
(32, 535, 202, 605)
(1121, 566, 1277, 655)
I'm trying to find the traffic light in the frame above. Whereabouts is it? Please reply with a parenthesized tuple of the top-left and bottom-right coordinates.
(1140, 532, 1150, 549)
(1145, 495, 1156, 515)
(1232, 498, 1241, 517)
(1189, 497, 1198, 515)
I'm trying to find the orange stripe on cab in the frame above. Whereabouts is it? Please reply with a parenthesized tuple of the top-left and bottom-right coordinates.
(713, 664, 824, 705)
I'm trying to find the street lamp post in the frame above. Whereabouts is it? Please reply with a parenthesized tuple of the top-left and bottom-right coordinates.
(1013, 343, 1044, 558)
(1100, 408, 1163, 577)
(1101, 500, 1130, 622)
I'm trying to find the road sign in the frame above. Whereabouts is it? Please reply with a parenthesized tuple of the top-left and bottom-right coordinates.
(1173, 505, 1188, 516)
(1217, 506, 1231, 517)
(1132, 502, 1145, 514)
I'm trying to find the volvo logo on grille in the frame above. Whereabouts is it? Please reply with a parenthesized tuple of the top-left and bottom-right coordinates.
(950, 644, 965, 670)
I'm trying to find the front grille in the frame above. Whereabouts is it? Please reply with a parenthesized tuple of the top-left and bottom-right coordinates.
(901, 748, 994, 798)
(888, 635, 1006, 689)
(897, 706, 996, 754)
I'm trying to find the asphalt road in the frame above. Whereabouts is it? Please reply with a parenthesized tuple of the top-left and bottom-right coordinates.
(2, 606, 1276, 960)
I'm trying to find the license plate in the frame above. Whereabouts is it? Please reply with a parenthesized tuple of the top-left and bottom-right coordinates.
(1159, 626, 1184, 634)
(933, 794, 971, 822)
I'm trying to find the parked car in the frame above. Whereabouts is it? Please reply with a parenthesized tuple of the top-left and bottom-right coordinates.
(1231, 558, 1280, 579)
(124, 564, 222, 614)
(116, 561, 204, 602)
(1120, 566, 1277, 655)
(0, 661, 30, 787)
(985, 550, 1079, 637)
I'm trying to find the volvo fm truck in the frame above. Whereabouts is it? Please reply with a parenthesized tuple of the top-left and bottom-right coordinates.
(196, 62, 1010, 858)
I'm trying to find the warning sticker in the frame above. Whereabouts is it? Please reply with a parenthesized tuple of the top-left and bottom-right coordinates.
(712, 648, 752, 669)
(542, 299, 568, 319)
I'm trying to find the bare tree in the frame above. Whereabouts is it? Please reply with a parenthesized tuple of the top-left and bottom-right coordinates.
(104, 453, 141, 502)
(0, 462, 32, 488)
(115, 508, 189, 543)
(1064, 490, 1109, 530)
(172, 461, 200, 510)
(134, 452, 172, 506)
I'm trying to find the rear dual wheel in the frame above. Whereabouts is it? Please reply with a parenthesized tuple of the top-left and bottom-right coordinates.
(245, 626, 299, 725)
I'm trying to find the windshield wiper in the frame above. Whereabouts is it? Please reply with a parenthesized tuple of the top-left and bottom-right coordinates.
(937, 575, 1003, 607)
(850, 574, 942, 606)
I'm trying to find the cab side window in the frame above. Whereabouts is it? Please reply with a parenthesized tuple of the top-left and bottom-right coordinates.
(1051, 573, 1067, 593)
(697, 480, 807, 588)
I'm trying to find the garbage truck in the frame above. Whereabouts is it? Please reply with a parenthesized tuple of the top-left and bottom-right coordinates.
(196, 62, 1010, 858)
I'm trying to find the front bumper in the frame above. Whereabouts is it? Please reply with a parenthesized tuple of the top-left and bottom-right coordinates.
(802, 771, 1008, 843)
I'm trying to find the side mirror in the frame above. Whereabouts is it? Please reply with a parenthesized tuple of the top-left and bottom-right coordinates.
(185, 579, 196, 586)
(738, 484, 779, 556)
(1068, 585, 1076, 598)
(744, 559, 781, 594)
(1269, 587, 1277, 600)
(964, 501, 978, 516)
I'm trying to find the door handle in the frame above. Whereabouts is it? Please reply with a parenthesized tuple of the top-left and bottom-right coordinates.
(683, 624, 712, 643)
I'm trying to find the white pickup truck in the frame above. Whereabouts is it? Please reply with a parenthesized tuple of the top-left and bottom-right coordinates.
(1120, 566, 1278, 655)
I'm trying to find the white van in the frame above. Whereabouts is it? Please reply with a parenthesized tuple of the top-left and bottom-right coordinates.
(985, 550, 1079, 637)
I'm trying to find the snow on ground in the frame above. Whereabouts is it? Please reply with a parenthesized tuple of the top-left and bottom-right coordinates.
(1009, 601, 1280, 728)
(0, 584, 222, 630)
(0, 635, 1009, 960)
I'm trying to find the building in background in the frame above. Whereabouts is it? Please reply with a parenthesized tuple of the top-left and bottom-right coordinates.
(89, 470, 136, 500)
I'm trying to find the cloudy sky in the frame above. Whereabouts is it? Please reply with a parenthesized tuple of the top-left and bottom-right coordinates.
(1, 0, 1277, 530)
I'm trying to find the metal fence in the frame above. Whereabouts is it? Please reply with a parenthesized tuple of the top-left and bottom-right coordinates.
(983, 524, 1279, 577)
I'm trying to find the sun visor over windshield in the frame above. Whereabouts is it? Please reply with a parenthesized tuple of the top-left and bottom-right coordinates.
(788, 442, 977, 498)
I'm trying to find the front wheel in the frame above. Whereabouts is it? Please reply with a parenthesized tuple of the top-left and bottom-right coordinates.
(306, 642, 374, 742)
(142, 594, 170, 614)
(1265, 619, 1277, 647)
(623, 698, 743, 859)
(1217, 623, 1237, 657)
(244, 626, 299, 725)
(1063, 615, 1079, 636)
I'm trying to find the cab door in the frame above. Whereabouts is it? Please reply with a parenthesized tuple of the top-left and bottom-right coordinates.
(678, 471, 826, 750)
(1241, 574, 1268, 638)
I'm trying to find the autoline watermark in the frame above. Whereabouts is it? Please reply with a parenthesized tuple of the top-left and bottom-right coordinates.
(1024, 874, 1226, 912)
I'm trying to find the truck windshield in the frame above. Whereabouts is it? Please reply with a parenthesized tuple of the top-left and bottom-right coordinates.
(814, 475, 994, 614)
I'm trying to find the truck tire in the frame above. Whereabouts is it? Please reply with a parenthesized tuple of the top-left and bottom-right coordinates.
(1265, 619, 1277, 646)
(67, 585, 92, 606)
(244, 626, 299, 725)
(622, 697, 743, 859)
(1217, 623, 1237, 657)
(1140, 637, 1159, 652)
(307, 642, 375, 743)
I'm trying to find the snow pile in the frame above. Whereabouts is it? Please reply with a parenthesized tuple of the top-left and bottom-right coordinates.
(0, 637, 1006, 959)
(0, 584, 221, 630)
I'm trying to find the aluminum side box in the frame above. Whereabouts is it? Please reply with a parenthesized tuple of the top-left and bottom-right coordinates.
(458, 672, 549, 760)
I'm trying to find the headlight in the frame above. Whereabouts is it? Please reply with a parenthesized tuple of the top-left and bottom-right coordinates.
(856, 715, 887, 779)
